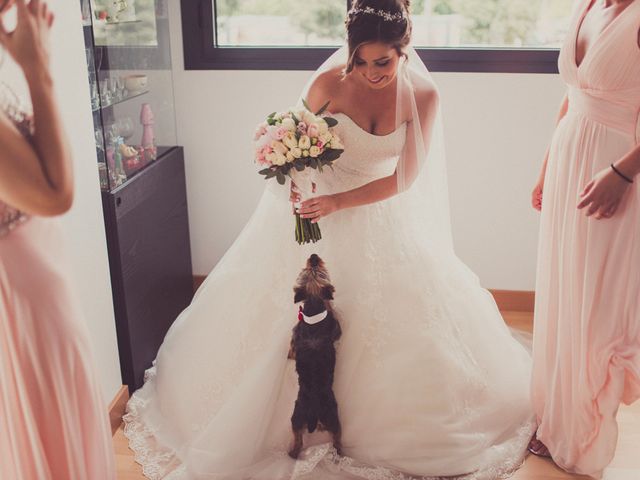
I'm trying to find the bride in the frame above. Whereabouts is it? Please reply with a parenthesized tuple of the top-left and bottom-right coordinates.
(124, 1, 534, 478)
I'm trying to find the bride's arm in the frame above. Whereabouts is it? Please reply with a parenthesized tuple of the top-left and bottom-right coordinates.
(297, 86, 439, 222)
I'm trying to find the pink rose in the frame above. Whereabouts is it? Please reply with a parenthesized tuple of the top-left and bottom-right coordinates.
(317, 140, 324, 149)
(266, 125, 282, 141)
(307, 123, 320, 138)
(274, 127, 287, 140)
(257, 153, 270, 166)
(253, 123, 268, 141)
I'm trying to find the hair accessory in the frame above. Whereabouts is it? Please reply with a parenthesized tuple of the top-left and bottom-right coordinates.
(348, 6, 407, 23)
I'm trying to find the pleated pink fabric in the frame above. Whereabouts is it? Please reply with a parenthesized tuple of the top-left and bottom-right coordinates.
(0, 216, 116, 480)
(532, 0, 640, 476)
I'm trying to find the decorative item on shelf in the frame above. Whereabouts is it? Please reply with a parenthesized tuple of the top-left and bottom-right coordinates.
(98, 162, 109, 190)
(120, 143, 142, 176)
(125, 75, 148, 95)
(140, 103, 157, 163)
(106, 0, 128, 23)
(81, 0, 92, 25)
(111, 136, 128, 187)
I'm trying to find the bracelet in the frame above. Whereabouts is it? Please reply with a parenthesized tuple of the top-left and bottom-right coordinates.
(611, 164, 634, 184)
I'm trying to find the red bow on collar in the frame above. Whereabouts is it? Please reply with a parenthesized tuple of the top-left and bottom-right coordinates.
(298, 305, 304, 322)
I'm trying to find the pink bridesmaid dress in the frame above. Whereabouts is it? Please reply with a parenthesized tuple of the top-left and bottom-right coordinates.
(0, 100, 116, 478)
(532, 0, 640, 476)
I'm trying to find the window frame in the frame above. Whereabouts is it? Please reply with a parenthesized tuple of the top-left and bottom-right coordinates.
(181, 0, 560, 74)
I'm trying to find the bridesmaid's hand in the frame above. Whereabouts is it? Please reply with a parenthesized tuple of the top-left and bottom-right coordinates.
(297, 194, 339, 223)
(531, 177, 544, 211)
(577, 167, 632, 219)
(0, 0, 54, 76)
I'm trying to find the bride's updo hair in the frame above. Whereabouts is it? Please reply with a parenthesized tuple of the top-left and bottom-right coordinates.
(345, 0, 412, 73)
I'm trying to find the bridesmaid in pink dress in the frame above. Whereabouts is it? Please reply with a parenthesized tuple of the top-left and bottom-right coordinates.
(530, 0, 640, 476)
(0, 1, 115, 478)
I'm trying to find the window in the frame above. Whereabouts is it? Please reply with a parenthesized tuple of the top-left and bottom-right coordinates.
(181, 0, 574, 73)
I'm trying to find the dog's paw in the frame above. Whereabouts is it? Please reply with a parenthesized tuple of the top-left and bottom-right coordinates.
(288, 448, 301, 459)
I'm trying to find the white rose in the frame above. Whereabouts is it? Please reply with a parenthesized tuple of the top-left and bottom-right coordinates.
(298, 135, 311, 150)
(319, 132, 333, 144)
(272, 141, 288, 155)
(309, 146, 321, 158)
(318, 120, 329, 134)
(302, 110, 317, 125)
(286, 152, 295, 162)
(281, 118, 296, 132)
(265, 152, 277, 165)
(330, 139, 344, 150)
(291, 147, 302, 158)
(282, 132, 298, 149)
(273, 152, 287, 166)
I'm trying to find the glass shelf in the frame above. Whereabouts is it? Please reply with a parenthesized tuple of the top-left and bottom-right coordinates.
(80, 0, 177, 192)
(93, 89, 149, 112)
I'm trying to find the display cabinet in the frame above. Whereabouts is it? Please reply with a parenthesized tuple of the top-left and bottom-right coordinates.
(81, 0, 193, 392)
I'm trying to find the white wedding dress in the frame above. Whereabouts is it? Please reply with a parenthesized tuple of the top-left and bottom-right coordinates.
(124, 111, 535, 480)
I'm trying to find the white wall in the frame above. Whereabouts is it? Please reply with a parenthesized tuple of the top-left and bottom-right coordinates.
(2, 1, 122, 404)
(168, 2, 566, 291)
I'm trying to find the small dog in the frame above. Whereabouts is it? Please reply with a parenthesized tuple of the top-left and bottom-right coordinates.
(288, 254, 342, 459)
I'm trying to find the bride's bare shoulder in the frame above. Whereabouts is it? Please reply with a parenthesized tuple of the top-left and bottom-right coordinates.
(306, 66, 345, 112)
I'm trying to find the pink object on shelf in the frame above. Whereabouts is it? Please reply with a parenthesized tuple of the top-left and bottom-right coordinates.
(140, 103, 155, 149)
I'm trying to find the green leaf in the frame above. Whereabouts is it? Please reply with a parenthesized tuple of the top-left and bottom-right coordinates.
(291, 112, 300, 124)
(294, 160, 305, 171)
(258, 168, 272, 175)
(321, 149, 343, 162)
(267, 112, 276, 118)
(315, 100, 331, 116)
(301, 98, 312, 112)
(324, 117, 338, 128)
(276, 171, 286, 185)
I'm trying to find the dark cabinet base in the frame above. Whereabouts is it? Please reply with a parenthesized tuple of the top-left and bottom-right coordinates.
(102, 146, 193, 393)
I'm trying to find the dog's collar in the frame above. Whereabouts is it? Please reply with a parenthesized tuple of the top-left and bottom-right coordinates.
(298, 306, 328, 325)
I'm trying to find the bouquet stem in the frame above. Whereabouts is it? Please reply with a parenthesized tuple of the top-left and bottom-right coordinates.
(295, 213, 322, 245)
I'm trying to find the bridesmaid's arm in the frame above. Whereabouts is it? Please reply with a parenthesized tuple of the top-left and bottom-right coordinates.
(576, 145, 640, 219)
(532, 94, 569, 210)
(0, 0, 73, 216)
(613, 145, 640, 181)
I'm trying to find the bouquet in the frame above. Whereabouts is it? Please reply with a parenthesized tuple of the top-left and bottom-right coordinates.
(254, 100, 344, 244)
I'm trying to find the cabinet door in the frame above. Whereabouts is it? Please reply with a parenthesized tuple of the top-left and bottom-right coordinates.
(109, 147, 193, 391)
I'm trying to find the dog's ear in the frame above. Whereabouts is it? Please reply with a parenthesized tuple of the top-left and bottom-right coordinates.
(321, 285, 335, 300)
(294, 286, 306, 303)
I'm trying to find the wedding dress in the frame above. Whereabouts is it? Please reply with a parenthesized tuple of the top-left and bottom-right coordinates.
(124, 48, 534, 480)
(123, 110, 536, 480)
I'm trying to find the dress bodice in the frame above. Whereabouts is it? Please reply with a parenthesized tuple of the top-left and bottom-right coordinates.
(558, 0, 640, 141)
(314, 113, 407, 194)
(0, 84, 32, 237)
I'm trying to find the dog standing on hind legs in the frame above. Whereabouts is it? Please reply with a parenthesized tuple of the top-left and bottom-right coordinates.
(288, 254, 343, 459)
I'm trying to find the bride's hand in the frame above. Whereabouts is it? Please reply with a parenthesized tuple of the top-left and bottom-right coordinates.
(290, 181, 301, 209)
(290, 181, 317, 213)
(297, 194, 339, 223)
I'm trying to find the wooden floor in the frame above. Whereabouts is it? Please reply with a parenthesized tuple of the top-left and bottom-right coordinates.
(114, 311, 640, 480)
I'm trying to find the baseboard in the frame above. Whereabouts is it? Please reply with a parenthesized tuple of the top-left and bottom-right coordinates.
(195, 275, 533, 313)
(490, 289, 535, 313)
(108, 385, 129, 436)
